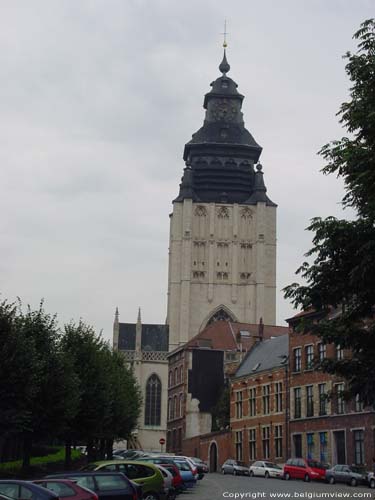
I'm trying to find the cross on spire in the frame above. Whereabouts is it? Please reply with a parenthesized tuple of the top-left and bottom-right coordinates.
(221, 19, 228, 48)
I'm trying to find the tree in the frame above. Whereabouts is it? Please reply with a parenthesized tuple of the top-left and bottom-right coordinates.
(284, 19, 375, 405)
(211, 385, 230, 431)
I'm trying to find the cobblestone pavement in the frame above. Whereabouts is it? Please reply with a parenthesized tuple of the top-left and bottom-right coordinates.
(185, 473, 375, 500)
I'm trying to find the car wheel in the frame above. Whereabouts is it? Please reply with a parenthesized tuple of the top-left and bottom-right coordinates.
(284, 472, 291, 481)
(249, 470, 254, 477)
(233, 469, 237, 476)
(350, 478, 357, 487)
(304, 474, 310, 482)
(328, 476, 335, 485)
(370, 479, 375, 489)
(265, 471, 270, 479)
(143, 494, 158, 500)
(222, 469, 225, 475)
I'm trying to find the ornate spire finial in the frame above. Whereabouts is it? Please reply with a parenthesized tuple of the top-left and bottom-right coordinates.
(137, 307, 141, 323)
(219, 21, 230, 76)
(221, 19, 228, 49)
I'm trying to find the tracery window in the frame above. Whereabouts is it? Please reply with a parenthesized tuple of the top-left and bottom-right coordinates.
(145, 374, 161, 426)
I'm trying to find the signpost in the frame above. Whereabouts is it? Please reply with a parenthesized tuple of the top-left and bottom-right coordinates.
(159, 437, 166, 452)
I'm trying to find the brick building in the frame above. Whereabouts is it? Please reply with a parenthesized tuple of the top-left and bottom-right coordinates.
(288, 310, 375, 467)
(230, 335, 289, 465)
(167, 320, 288, 455)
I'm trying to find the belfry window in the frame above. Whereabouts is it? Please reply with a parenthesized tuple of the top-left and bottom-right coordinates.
(145, 374, 161, 426)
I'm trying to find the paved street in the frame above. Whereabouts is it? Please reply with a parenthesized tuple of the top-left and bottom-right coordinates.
(186, 473, 375, 500)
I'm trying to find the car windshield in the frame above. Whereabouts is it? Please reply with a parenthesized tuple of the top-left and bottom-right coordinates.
(175, 461, 191, 472)
(307, 460, 324, 469)
(81, 464, 98, 471)
(351, 466, 365, 474)
(265, 462, 280, 469)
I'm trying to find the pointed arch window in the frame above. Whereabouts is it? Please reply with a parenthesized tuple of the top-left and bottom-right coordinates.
(145, 374, 161, 426)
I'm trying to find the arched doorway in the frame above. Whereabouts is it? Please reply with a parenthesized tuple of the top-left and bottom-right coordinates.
(209, 442, 218, 472)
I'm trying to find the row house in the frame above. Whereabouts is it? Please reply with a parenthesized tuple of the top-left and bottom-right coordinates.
(231, 335, 289, 464)
(167, 320, 288, 456)
(288, 310, 375, 468)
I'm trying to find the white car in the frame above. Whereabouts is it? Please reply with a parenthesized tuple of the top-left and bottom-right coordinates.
(249, 461, 283, 478)
(368, 472, 375, 489)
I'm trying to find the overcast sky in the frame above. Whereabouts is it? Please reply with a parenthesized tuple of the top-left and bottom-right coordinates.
(0, 1, 372, 342)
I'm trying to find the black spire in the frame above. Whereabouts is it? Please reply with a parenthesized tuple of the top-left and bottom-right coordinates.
(174, 50, 275, 206)
(246, 164, 276, 206)
(219, 49, 230, 75)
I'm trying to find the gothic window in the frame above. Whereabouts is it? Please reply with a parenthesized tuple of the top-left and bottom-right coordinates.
(217, 206, 229, 218)
(195, 205, 207, 217)
(240, 207, 253, 219)
(145, 374, 161, 426)
(207, 308, 235, 325)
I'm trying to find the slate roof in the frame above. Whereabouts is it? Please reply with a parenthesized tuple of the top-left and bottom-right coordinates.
(234, 334, 289, 378)
(118, 323, 169, 352)
(174, 51, 276, 206)
(184, 321, 288, 352)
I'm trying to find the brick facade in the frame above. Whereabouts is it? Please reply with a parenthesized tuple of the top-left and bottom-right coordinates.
(289, 320, 375, 467)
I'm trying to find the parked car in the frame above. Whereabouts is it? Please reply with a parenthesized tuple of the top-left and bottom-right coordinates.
(154, 465, 175, 500)
(45, 472, 140, 500)
(33, 480, 97, 500)
(283, 458, 326, 481)
(189, 458, 208, 474)
(325, 465, 368, 486)
(249, 461, 283, 478)
(221, 459, 249, 476)
(139, 456, 198, 484)
(81, 461, 166, 500)
(0, 481, 59, 500)
(172, 460, 197, 489)
(368, 472, 375, 489)
(158, 464, 184, 494)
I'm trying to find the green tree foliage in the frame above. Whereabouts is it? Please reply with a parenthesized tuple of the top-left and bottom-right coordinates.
(0, 301, 141, 467)
(211, 386, 230, 431)
(284, 19, 375, 405)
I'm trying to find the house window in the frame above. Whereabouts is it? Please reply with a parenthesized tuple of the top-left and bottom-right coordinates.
(262, 426, 270, 459)
(336, 345, 344, 360)
(318, 343, 326, 361)
(249, 388, 256, 416)
(355, 394, 364, 412)
(307, 433, 315, 459)
(179, 365, 183, 382)
(175, 395, 179, 418)
(275, 382, 283, 413)
(249, 428, 256, 461)
(169, 370, 173, 387)
(235, 391, 243, 419)
(293, 347, 302, 372)
(145, 374, 161, 426)
(335, 383, 345, 414)
(168, 398, 172, 421)
(306, 385, 314, 417)
(319, 383, 327, 415)
(179, 393, 183, 417)
(319, 432, 328, 463)
(175, 367, 178, 384)
(305, 345, 314, 370)
(262, 385, 270, 415)
(294, 387, 301, 418)
(235, 431, 243, 461)
(275, 425, 283, 458)
(354, 430, 364, 465)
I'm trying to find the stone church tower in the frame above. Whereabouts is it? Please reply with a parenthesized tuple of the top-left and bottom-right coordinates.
(167, 51, 277, 350)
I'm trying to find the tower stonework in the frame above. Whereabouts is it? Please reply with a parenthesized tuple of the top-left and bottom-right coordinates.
(167, 51, 277, 350)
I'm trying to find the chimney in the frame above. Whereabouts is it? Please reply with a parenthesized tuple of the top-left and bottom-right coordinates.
(258, 317, 264, 341)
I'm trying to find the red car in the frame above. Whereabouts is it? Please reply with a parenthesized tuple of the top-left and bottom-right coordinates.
(283, 458, 326, 481)
(159, 464, 184, 493)
(33, 480, 98, 500)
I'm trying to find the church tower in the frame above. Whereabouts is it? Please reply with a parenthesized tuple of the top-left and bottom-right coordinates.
(167, 50, 277, 350)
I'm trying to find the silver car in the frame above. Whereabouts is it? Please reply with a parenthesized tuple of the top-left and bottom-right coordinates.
(326, 464, 367, 486)
(249, 461, 283, 478)
(222, 459, 249, 476)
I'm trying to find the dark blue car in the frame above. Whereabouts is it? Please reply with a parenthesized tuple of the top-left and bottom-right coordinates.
(0, 481, 58, 500)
